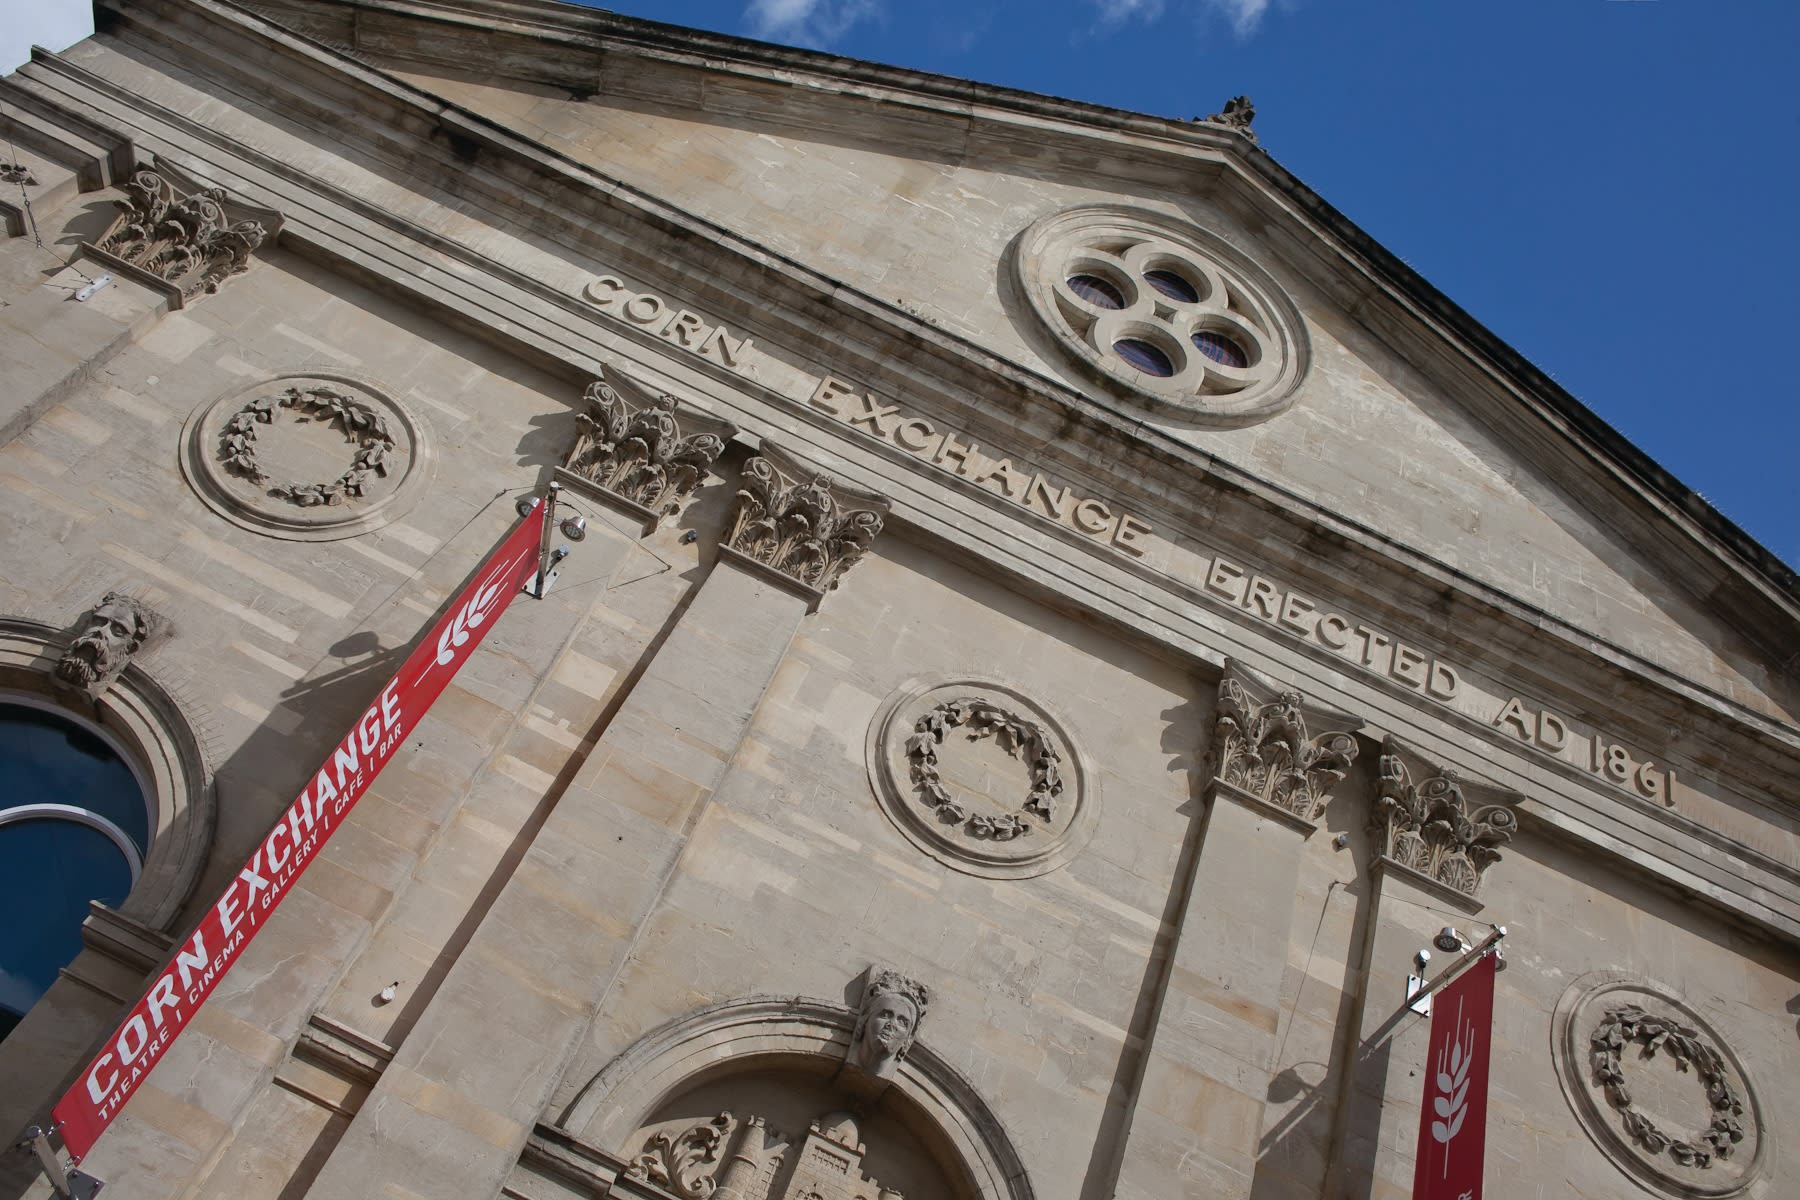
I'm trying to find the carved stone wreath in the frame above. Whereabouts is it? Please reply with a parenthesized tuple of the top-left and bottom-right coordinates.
(1552, 973, 1764, 1199)
(868, 677, 1096, 879)
(180, 374, 433, 541)
(906, 697, 1063, 841)
(1591, 1005, 1746, 1170)
(219, 385, 395, 507)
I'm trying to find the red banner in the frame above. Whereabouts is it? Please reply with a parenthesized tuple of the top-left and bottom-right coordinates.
(51, 500, 547, 1161)
(1413, 952, 1496, 1200)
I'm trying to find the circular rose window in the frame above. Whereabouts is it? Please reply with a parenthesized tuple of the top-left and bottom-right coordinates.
(865, 676, 1098, 879)
(1014, 205, 1309, 426)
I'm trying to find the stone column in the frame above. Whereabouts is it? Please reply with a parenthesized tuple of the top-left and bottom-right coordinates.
(299, 444, 889, 1200)
(1324, 737, 1520, 1200)
(0, 159, 277, 446)
(1113, 661, 1362, 1200)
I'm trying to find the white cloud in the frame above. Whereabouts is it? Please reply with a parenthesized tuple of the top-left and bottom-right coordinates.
(744, 0, 881, 48)
(1085, 0, 1273, 37)
(1088, 0, 1167, 26)
(1202, 0, 1271, 36)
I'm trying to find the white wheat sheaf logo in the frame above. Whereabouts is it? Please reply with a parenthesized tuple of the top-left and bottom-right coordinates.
(1431, 999, 1478, 1177)
(426, 550, 529, 673)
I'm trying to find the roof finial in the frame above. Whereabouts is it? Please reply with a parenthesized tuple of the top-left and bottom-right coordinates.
(1197, 95, 1258, 142)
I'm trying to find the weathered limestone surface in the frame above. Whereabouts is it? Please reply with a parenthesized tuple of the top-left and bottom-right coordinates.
(302, 553, 813, 1200)
(0, 6, 1795, 1200)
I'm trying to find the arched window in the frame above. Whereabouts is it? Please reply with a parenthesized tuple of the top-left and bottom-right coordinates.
(0, 695, 152, 1042)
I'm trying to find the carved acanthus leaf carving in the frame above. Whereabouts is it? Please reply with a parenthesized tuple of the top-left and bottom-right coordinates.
(626, 1112, 734, 1199)
(561, 366, 733, 523)
(1591, 1004, 1746, 1168)
(1211, 660, 1362, 822)
(1372, 737, 1520, 897)
(96, 162, 271, 298)
(725, 445, 889, 592)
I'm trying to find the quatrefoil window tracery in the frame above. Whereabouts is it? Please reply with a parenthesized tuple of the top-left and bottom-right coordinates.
(1055, 239, 1270, 396)
(1015, 206, 1309, 427)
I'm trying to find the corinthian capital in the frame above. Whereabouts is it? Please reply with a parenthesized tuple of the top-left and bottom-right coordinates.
(1210, 659, 1364, 824)
(1372, 736, 1522, 899)
(723, 442, 890, 600)
(556, 365, 736, 529)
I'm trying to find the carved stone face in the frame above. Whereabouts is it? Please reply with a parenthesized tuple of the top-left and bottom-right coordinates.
(854, 994, 918, 1075)
(56, 596, 148, 688)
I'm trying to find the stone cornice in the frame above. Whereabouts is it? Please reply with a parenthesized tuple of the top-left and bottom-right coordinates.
(24, 0, 1800, 940)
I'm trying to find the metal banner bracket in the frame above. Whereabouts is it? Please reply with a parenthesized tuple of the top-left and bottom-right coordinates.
(19, 1128, 105, 1199)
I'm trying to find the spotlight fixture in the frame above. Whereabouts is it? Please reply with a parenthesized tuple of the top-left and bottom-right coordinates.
(1434, 926, 1468, 953)
(560, 514, 587, 541)
(515, 496, 537, 519)
(375, 981, 400, 1005)
(1413, 947, 1431, 971)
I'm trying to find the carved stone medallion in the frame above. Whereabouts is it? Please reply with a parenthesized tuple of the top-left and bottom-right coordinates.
(867, 677, 1096, 878)
(1553, 974, 1766, 1198)
(181, 374, 433, 540)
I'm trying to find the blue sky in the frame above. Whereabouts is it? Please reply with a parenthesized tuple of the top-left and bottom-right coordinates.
(5, 1, 1795, 569)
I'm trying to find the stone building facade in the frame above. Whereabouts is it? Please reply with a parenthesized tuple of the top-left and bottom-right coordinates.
(0, 2, 1795, 1198)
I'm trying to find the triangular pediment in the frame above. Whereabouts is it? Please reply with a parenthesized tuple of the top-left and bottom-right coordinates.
(221, 0, 1798, 721)
(63, 0, 1797, 730)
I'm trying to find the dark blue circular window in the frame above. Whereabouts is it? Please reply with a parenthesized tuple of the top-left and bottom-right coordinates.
(1192, 330, 1249, 369)
(0, 699, 148, 1043)
(1143, 269, 1200, 303)
(1066, 273, 1125, 309)
(1112, 338, 1174, 377)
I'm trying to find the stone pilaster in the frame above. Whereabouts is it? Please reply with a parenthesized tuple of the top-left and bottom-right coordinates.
(1325, 739, 1520, 1200)
(1114, 661, 1362, 1200)
(298, 451, 889, 1200)
(56, 502, 619, 1200)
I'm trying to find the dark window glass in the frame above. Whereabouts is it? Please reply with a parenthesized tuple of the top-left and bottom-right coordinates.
(1066, 274, 1125, 309)
(0, 702, 146, 1040)
(1143, 269, 1200, 303)
(0, 702, 148, 848)
(1113, 339, 1174, 377)
(1192, 331, 1249, 369)
(0, 820, 134, 1033)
